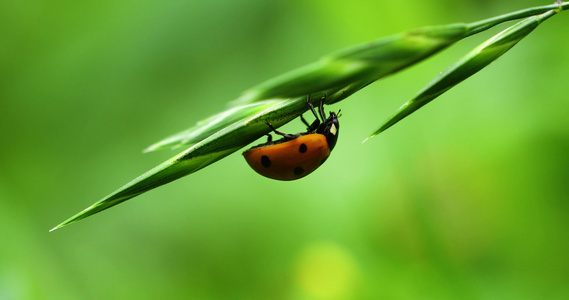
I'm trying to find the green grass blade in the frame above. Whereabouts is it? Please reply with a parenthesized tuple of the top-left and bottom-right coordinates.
(467, 1, 567, 36)
(366, 9, 559, 140)
(234, 2, 568, 107)
(50, 88, 362, 231)
(51, 3, 568, 231)
(144, 100, 284, 152)
(49, 147, 239, 232)
(234, 24, 471, 105)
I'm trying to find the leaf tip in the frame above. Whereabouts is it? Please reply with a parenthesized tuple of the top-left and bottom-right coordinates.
(363, 127, 387, 143)
(49, 225, 62, 232)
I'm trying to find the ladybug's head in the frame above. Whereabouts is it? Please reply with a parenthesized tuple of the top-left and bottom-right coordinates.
(317, 110, 340, 151)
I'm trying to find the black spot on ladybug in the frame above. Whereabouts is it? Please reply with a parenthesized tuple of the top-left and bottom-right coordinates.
(299, 143, 307, 153)
(261, 155, 271, 168)
(293, 167, 304, 175)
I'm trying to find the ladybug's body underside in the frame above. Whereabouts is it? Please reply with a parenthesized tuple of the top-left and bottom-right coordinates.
(243, 133, 330, 181)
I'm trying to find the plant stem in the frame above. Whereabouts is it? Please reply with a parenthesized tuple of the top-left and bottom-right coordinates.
(467, 1, 567, 36)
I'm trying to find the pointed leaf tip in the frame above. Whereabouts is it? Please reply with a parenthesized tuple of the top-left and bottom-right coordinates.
(49, 221, 72, 232)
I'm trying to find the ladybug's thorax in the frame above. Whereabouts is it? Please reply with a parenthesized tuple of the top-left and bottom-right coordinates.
(316, 112, 339, 151)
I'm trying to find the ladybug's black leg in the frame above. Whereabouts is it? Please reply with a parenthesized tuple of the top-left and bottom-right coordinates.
(306, 95, 320, 121)
(266, 122, 296, 139)
(305, 95, 321, 132)
(300, 115, 311, 128)
(265, 133, 273, 143)
(318, 94, 327, 121)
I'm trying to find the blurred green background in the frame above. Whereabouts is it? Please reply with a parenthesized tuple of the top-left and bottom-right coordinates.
(2, 0, 568, 299)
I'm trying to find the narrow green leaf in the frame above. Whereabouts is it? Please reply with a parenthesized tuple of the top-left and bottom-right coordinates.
(466, 1, 567, 36)
(51, 2, 568, 231)
(50, 146, 239, 232)
(50, 88, 360, 231)
(234, 24, 471, 105)
(144, 100, 284, 152)
(234, 1, 569, 107)
(366, 9, 558, 140)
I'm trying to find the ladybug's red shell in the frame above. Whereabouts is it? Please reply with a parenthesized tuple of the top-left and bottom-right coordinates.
(243, 133, 331, 181)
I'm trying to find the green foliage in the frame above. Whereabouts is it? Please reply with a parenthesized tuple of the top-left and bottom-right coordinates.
(4, 1, 569, 299)
(368, 9, 560, 138)
(51, 2, 568, 231)
(235, 24, 471, 105)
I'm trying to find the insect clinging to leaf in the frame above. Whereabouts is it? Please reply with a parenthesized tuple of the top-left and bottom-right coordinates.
(243, 96, 340, 181)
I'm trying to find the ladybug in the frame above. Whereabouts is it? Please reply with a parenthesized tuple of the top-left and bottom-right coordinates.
(243, 96, 340, 181)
